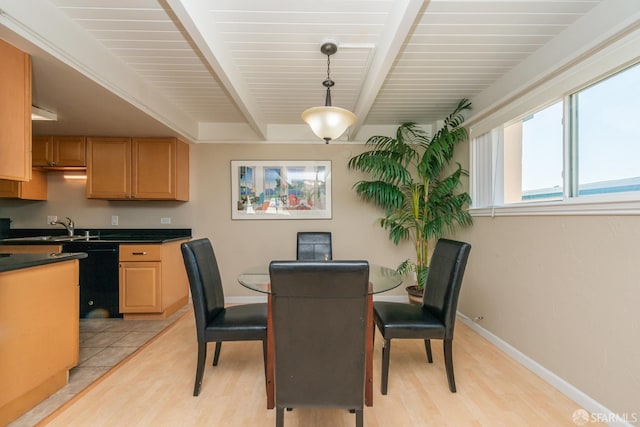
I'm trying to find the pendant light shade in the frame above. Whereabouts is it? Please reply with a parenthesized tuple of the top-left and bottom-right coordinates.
(302, 42, 357, 143)
(301, 106, 357, 143)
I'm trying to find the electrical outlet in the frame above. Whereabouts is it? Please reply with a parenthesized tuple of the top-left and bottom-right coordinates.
(160, 217, 171, 224)
(47, 215, 57, 224)
(111, 215, 119, 226)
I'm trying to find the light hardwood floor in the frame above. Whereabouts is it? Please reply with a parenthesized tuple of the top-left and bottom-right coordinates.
(40, 309, 602, 427)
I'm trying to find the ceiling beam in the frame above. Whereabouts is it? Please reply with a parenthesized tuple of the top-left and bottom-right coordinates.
(166, 0, 268, 140)
(349, 0, 426, 139)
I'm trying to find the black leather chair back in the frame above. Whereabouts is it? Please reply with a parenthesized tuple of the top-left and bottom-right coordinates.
(296, 231, 332, 260)
(181, 238, 226, 341)
(422, 239, 471, 339)
(269, 261, 369, 409)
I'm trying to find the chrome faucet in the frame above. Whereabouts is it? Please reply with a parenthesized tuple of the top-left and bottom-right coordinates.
(51, 217, 75, 236)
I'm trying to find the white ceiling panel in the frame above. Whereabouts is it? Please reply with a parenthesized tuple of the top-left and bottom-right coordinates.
(367, 0, 603, 124)
(49, 0, 247, 125)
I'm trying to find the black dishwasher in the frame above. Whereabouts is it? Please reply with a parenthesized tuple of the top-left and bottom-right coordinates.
(63, 242, 122, 318)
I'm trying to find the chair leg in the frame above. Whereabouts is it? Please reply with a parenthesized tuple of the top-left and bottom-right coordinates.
(424, 339, 433, 363)
(276, 407, 284, 427)
(212, 342, 222, 366)
(372, 323, 376, 346)
(194, 341, 207, 396)
(262, 339, 268, 381)
(355, 408, 363, 427)
(443, 339, 456, 393)
(381, 339, 391, 395)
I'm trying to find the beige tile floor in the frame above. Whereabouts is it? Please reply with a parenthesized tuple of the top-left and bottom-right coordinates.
(9, 306, 189, 427)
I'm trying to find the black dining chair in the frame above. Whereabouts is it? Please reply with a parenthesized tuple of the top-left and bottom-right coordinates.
(373, 238, 471, 394)
(269, 260, 369, 427)
(296, 231, 332, 260)
(181, 238, 268, 396)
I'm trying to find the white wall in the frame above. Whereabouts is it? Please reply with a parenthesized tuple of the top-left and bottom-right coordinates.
(455, 210, 640, 419)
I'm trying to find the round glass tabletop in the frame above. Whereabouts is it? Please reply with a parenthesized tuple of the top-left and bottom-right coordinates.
(238, 262, 404, 294)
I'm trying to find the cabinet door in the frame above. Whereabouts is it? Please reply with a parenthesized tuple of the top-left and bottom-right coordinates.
(0, 40, 31, 181)
(132, 138, 176, 200)
(17, 169, 47, 200)
(86, 137, 131, 199)
(32, 136, 54, 167)
(132, 138, 189, 201)
(33, 136, 86, 167)
(54, 136, 86, 166)
(0, 179, 19, 198)
(0, 169, 47, 200)
(119, 262, 162, 313)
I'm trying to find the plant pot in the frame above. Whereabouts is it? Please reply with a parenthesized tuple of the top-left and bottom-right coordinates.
(406, 285, 423, 305)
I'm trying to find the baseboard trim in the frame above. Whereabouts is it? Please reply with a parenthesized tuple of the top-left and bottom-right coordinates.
(457, 313, 632, 427)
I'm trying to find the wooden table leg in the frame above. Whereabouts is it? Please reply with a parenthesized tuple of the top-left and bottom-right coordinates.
(266, 293, 275, 409)
(365, 294, 373, 406)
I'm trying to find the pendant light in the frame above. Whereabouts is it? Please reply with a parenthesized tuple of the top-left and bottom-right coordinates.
(302, 42, 357, 144)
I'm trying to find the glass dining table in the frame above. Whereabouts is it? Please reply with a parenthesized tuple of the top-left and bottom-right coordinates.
(238, 262, 403, 409)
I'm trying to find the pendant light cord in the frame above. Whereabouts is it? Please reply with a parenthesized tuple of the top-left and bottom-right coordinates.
(323, 51, 335, 106)
(326, 54, 331, 81)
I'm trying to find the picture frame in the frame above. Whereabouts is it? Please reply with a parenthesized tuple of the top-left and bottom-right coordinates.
(231, 160, 332, 220)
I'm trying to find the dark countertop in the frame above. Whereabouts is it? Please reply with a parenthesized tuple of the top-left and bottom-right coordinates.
(0, 228, 192, 245)
(0, 252, 88, 273)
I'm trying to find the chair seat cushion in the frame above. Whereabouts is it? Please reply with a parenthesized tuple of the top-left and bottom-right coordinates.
(373, 301, 446, 340)
(204, 303, 267, 341)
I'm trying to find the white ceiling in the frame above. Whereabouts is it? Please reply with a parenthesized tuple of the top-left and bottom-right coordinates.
(0, 0, 617, 143)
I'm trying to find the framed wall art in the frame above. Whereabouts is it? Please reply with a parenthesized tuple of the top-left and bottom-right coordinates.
(231, 160, 332, 220)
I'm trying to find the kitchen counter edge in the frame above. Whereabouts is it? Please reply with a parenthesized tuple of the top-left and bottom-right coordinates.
(0, 252, 88, 273)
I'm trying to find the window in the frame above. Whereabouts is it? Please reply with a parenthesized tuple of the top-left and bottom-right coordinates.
(510, 101, 564, 202)
(574, 66, 640, 196)
(472, 61, 640, 213)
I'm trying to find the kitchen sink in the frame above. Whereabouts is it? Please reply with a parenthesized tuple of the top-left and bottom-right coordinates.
(2, 235, 98, 242)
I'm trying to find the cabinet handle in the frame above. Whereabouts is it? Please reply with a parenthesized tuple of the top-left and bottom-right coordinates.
(132, 251, 147, 255)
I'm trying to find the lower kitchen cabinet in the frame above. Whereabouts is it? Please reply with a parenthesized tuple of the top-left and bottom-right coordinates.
(119, 261, 162, 313)
(118, 240, 188, 319)
(0, 259, 79, 425)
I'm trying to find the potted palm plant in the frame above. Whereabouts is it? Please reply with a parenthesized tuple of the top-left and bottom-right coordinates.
(347, 99, 473, 302)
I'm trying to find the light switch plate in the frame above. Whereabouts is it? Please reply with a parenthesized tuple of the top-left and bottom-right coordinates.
(111, 215, 119, 226)
(160, 217, 171, 224)
(47, 215, 57, 224)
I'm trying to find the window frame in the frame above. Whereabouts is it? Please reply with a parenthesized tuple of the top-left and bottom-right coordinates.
(469, 33, 640, 217)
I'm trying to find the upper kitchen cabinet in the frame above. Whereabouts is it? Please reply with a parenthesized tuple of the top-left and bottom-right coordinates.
(0, 40, 31, 182)
(0, 169, 47, 200)
(86, 137, 189, 201)
(86, 137, 131, 199)
(33, 136, 86, 168)
(132, 138, 189, 200)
